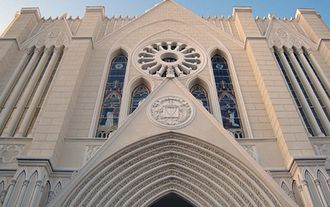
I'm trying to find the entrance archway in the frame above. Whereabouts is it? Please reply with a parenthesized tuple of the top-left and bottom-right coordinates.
(51, 132, 294, 206)
(150, 193, 195, 207)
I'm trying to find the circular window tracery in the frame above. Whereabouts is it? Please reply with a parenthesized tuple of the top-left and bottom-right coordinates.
(137, 41, 202, 78)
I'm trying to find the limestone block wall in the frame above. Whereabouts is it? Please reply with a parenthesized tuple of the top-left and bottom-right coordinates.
(0, 1, 329, 206)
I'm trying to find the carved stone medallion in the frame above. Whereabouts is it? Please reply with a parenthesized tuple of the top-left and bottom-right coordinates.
(149, 96, 194, 129)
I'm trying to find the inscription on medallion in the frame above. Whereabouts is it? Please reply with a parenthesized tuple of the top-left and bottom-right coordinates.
(149, 96, 194, 129)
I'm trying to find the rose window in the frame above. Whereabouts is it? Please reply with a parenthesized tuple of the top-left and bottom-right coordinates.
(137, 41, 202, 78)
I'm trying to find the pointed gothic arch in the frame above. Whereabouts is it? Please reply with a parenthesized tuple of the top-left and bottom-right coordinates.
(211, 52, 244, 138)
(130, 83, 150, 113)
(149, 192, 195, 207)
(50, 132, 294, 207)
(96, 51, 128, 138)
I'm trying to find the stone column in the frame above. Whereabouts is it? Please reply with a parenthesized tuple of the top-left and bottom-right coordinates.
(2, 179, 16, 207)
(0, 190, 7, 205)
(314, 179, 327, 207)
(30, 180, 42, 207)
(15, 180, 29, 207)
(16, 47, 62, 137)
(0, 47, 33, 109)
(277, 48, 324, 136)
(3, 47, 52, 137)
(299, 180, 315, 207)
(287, 48, 330, 135)
(297, 49, 330, 115)
(0, 47, 43, 134)
(306, 49, 330, 95)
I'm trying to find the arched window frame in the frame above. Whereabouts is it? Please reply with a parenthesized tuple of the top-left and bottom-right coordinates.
(210, 50, 252, 138)
(130, 84, 150, 113)
(92, 50, 128, 138)
(190, 83, 210, 112)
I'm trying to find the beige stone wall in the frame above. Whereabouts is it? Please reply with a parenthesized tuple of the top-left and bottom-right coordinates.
(0, 1, 330, 206)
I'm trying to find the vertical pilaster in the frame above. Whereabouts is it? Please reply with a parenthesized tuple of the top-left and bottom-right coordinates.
(296, 49, 330, 115)
(2, 180, 16, 207)
(300, 180, 315, 207)
(23, 7, 104, 165)
(15, 180, 29, 207)
(0, 47, 43, 134)
(24, 6, 104, 165)
(314, 179, 328, 206)
(2, 8, 41, 45)
(295, 9, 330, 67)
(16, 47, 63, 137)
(233, 7, 314, 167)
(76, 6, 104, 41)
(306, 49, 330, 94)
(0, 47, 33, 109)
(285, 48, 329, 135)
(3, 47, 52, 137)
(30, 180, 43, 207)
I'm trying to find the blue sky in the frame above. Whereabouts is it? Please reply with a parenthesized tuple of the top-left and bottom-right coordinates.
(0, 0, 329, 34)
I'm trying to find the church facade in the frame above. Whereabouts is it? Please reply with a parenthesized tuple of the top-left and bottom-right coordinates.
(0, 0, 329, 206)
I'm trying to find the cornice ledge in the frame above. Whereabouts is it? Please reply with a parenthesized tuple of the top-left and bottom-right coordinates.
(17, 157, 54, 175)
(0, 38, 20, 49)
(288, 156, 327, 174)
(317, 38, 330, 50)
(243, 36, 267, 49)
(71, 36, 94, 48)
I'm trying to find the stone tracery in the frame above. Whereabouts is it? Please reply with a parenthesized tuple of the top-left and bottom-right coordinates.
(57, 133, 282, 207)
(137, 41, 202, 78)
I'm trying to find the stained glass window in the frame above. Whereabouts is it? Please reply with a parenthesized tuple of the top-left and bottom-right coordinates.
(130, 84, 150, 113)
(96, 55, 127, 138)
(212, 54, 244, 138)
(190, 84, 210, 112)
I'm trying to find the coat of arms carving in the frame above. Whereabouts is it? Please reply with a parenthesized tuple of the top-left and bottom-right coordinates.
(149, 96, 194, 129)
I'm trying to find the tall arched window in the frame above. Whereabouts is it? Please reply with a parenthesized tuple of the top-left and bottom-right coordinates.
(190, 84, 210, 112)
(130, 84, 150, 113)
(96, 54, 127, 138)
(212, 54, 244, 138)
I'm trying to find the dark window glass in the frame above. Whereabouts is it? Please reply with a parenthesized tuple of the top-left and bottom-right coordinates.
(212, 54, 244, 138)
(190, 84, 210, 112)
(130, 84, 150, 113)
(96, 55, 127, 138)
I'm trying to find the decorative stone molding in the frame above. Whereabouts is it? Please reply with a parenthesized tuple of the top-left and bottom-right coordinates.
(148, 96, 194, 129)
(269, 27, 303, 48)
(84, 145, 102, 163)
(136, 41, 203, 78)
(0, 144, 24, 163)
(241, 145, 258, 161)
(54, 134, 285, 207)
(313, 144, 330, 156)
(35, 30, 69, 48)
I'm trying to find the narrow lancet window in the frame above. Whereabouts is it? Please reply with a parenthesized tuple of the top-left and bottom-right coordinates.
(96, 55, 127, 138)
(130, 84, 150, 113)
(212, 54, 243, 138)
(190, 84, 210, 111)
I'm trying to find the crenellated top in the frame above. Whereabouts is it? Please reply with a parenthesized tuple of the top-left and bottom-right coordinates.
(255, 14, 307, 38)
(202, 16, 241, 41)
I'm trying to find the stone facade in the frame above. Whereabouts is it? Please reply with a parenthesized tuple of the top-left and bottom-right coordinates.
(0, 1, 329, 206)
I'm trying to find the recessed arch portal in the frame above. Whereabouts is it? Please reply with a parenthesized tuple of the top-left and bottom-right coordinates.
(149, 193, 195, 207)
(52, 132, 291, 207)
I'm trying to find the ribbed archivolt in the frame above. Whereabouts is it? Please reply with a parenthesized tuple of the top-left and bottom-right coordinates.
(60, 135, 281, 207)
(0, 45, 64, 137)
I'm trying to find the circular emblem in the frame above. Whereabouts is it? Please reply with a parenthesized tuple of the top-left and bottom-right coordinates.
(149, 96, 194, 129)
